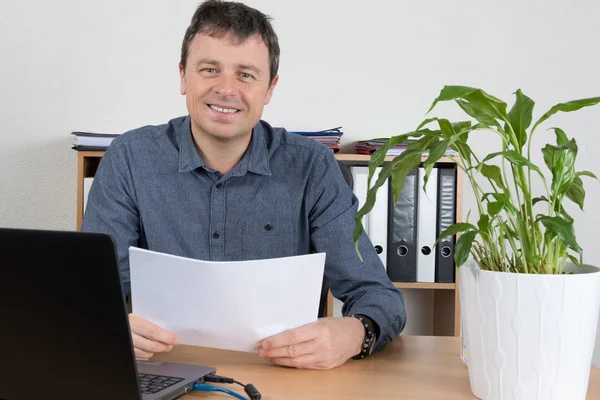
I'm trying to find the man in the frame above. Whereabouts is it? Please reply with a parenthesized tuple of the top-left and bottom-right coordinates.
(82, 0, 406, 370)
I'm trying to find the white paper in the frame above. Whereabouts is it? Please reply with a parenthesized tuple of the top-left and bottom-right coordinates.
(129, 247, 326, 353)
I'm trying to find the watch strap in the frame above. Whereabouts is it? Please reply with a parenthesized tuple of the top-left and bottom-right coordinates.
(351, 314, 377, 359)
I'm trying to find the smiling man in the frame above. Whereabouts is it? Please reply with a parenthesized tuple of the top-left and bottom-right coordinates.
(82, 0, 406, 370)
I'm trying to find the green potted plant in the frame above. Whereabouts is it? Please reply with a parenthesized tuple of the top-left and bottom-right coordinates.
(354, 86, 600, 399)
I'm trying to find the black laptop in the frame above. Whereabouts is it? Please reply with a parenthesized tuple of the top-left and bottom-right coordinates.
(0, 228, 215, 400)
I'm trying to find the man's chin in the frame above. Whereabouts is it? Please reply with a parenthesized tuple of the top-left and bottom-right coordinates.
(195, 125, 251, 142)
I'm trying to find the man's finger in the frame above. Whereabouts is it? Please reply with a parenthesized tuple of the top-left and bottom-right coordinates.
(259, 339, 317, 359)
(134, 347, 154, 360)
(260, 321, 319, 350)
(132, 332, 174, 354)
(129, 314, 179, 345)
(266, 353, 320, 369)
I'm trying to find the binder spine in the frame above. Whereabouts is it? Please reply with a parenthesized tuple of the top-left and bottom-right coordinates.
(435, 168, 457, 283)
(351, 167, 388, 269)
(387, 169, 418, 282)
(416, 168, 438, 283)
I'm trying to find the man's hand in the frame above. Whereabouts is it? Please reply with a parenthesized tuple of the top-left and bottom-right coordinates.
(129, 313, 179, 359)
(258, 317, 365, 369)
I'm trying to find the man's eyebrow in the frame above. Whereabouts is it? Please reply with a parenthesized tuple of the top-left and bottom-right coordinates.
(194, 60, 263, 76)
(196, 59, 222, 68)
(236, 64, 262, 76)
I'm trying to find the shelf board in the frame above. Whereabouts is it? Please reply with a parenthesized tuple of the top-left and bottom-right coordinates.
(334, 153, 456, 163)
(79, 151, 457, 164)
(393, 282, 455, 290)
(77, 150, 106, 157)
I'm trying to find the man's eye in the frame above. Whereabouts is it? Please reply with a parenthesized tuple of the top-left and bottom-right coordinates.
(239, 72, 253, 79)
(201, 68, 216, 73)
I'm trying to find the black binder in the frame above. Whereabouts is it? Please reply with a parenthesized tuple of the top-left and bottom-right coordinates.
(386, 169, 418, 282)
(435, 168, 457, 283)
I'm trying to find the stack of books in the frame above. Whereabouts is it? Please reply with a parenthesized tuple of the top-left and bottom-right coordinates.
(355, 138, 456, 156)
(71, 131, 120, 150)
(290, 127, 343, 153)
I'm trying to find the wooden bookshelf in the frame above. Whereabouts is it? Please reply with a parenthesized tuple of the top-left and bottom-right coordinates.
(76, 150, 463, 337)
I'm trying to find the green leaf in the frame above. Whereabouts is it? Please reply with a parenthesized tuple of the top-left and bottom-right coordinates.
(542, 143, 562, 172)
(369, 134, 409, 179)
(487, 201, 504, 217)
(437, 119, 455, 139)
(451, 121, 473, 135)
(389, 150, 425, 204)
(479, 163, 505, 189)
(578, 170, 599, 180)
(482, 150, 543, 176)
(566, 175, 585, 210)
(543, 140, 577, 195)
(532, 97, 600, 133)
(455, 230, 478, 266)
(560, 207, 574, 225)
(507, 89, 535, 149)
(477, 214, 491, 240)
(481, 192, 518, 215)
(434, 222, 477, 246)
(404, 136, 438, 191)
(416, 118, 441, 131)
(539, 215, 583, 255)
(549, 127, 569, 145)
(568, 255, 581, 267)
(456, 99, 500, 128)
(463, 90, 508, 122)
(423, 138, 451, 186)
(532, 196, 548, 206)
(451, 140, 474, 166)
(427, 85, 478, 113)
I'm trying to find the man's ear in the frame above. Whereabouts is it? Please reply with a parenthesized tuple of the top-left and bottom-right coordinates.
(264, 75, 279, 105)
(179, 65, 186, 95)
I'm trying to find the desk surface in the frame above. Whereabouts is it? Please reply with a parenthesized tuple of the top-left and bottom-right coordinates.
(153, 335, 600, 399)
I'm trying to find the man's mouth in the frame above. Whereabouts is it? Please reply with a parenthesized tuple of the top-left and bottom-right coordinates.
(208, 104, 240, 114)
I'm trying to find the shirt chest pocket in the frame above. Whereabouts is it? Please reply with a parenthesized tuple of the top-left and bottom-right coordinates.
(242, 219, 296, 260)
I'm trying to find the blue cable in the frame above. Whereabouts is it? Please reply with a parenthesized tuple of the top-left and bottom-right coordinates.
(192, 383, 248, 400)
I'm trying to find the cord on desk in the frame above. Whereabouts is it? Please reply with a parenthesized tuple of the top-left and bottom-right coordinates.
(195, 374, 261, 400)
(192, 383, 247, 400)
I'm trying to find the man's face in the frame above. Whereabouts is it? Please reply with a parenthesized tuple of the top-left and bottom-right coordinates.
(180, 33, 278, 144)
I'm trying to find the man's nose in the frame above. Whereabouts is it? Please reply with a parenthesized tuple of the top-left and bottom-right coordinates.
(214, 74, 238, 97)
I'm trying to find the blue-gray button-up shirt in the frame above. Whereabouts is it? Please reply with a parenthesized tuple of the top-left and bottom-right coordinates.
(81, 115, 406, 350)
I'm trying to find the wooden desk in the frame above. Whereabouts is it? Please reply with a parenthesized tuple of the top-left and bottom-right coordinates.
(153, 335, 600, 399)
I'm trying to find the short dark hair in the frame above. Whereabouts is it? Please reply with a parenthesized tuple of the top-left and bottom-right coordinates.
(180, 0, 280, 84)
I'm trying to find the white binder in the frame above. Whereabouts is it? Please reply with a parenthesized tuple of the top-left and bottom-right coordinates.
(83, 177, 94, 213)
(350, 166, 388, 269)
(334, 167, 389, 318)
(416, 168, 438, 282)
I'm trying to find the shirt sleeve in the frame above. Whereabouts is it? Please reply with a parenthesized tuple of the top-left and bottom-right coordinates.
(80, 143, 140, 298)
(307, 150, 407, 352)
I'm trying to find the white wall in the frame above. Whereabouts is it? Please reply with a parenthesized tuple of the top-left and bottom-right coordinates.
(1, 0, 600, 352)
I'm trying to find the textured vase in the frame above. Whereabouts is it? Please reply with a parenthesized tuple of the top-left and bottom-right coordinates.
(459, 260, 600, 400)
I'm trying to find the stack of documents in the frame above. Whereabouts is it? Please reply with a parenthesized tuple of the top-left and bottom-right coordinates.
(355, 138, 457, 156)
(129, 248, 326, 352)
(290, 127, 343, 153)
(71, 131, 120, 150)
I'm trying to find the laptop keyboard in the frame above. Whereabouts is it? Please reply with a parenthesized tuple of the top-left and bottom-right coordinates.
(138, 373, 185, 394)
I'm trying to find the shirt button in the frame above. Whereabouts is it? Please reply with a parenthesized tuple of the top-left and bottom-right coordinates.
(264, 224, 272, 231)
(213, 232, 220, 239)
(216, 183, 222, 189)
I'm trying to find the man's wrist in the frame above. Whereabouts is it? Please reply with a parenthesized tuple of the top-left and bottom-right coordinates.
(350, 314, 377, 359)
(347, 316, 366, 357)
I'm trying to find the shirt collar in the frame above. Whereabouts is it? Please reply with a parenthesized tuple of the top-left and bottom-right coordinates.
(178, 116, 271, 176)
(178, 115, 206, 173)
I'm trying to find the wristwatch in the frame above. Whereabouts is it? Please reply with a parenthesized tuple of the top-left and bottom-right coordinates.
(351, 314, 377, 359)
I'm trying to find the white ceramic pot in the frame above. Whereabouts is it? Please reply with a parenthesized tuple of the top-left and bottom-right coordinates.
(459, 260, 600, 400)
